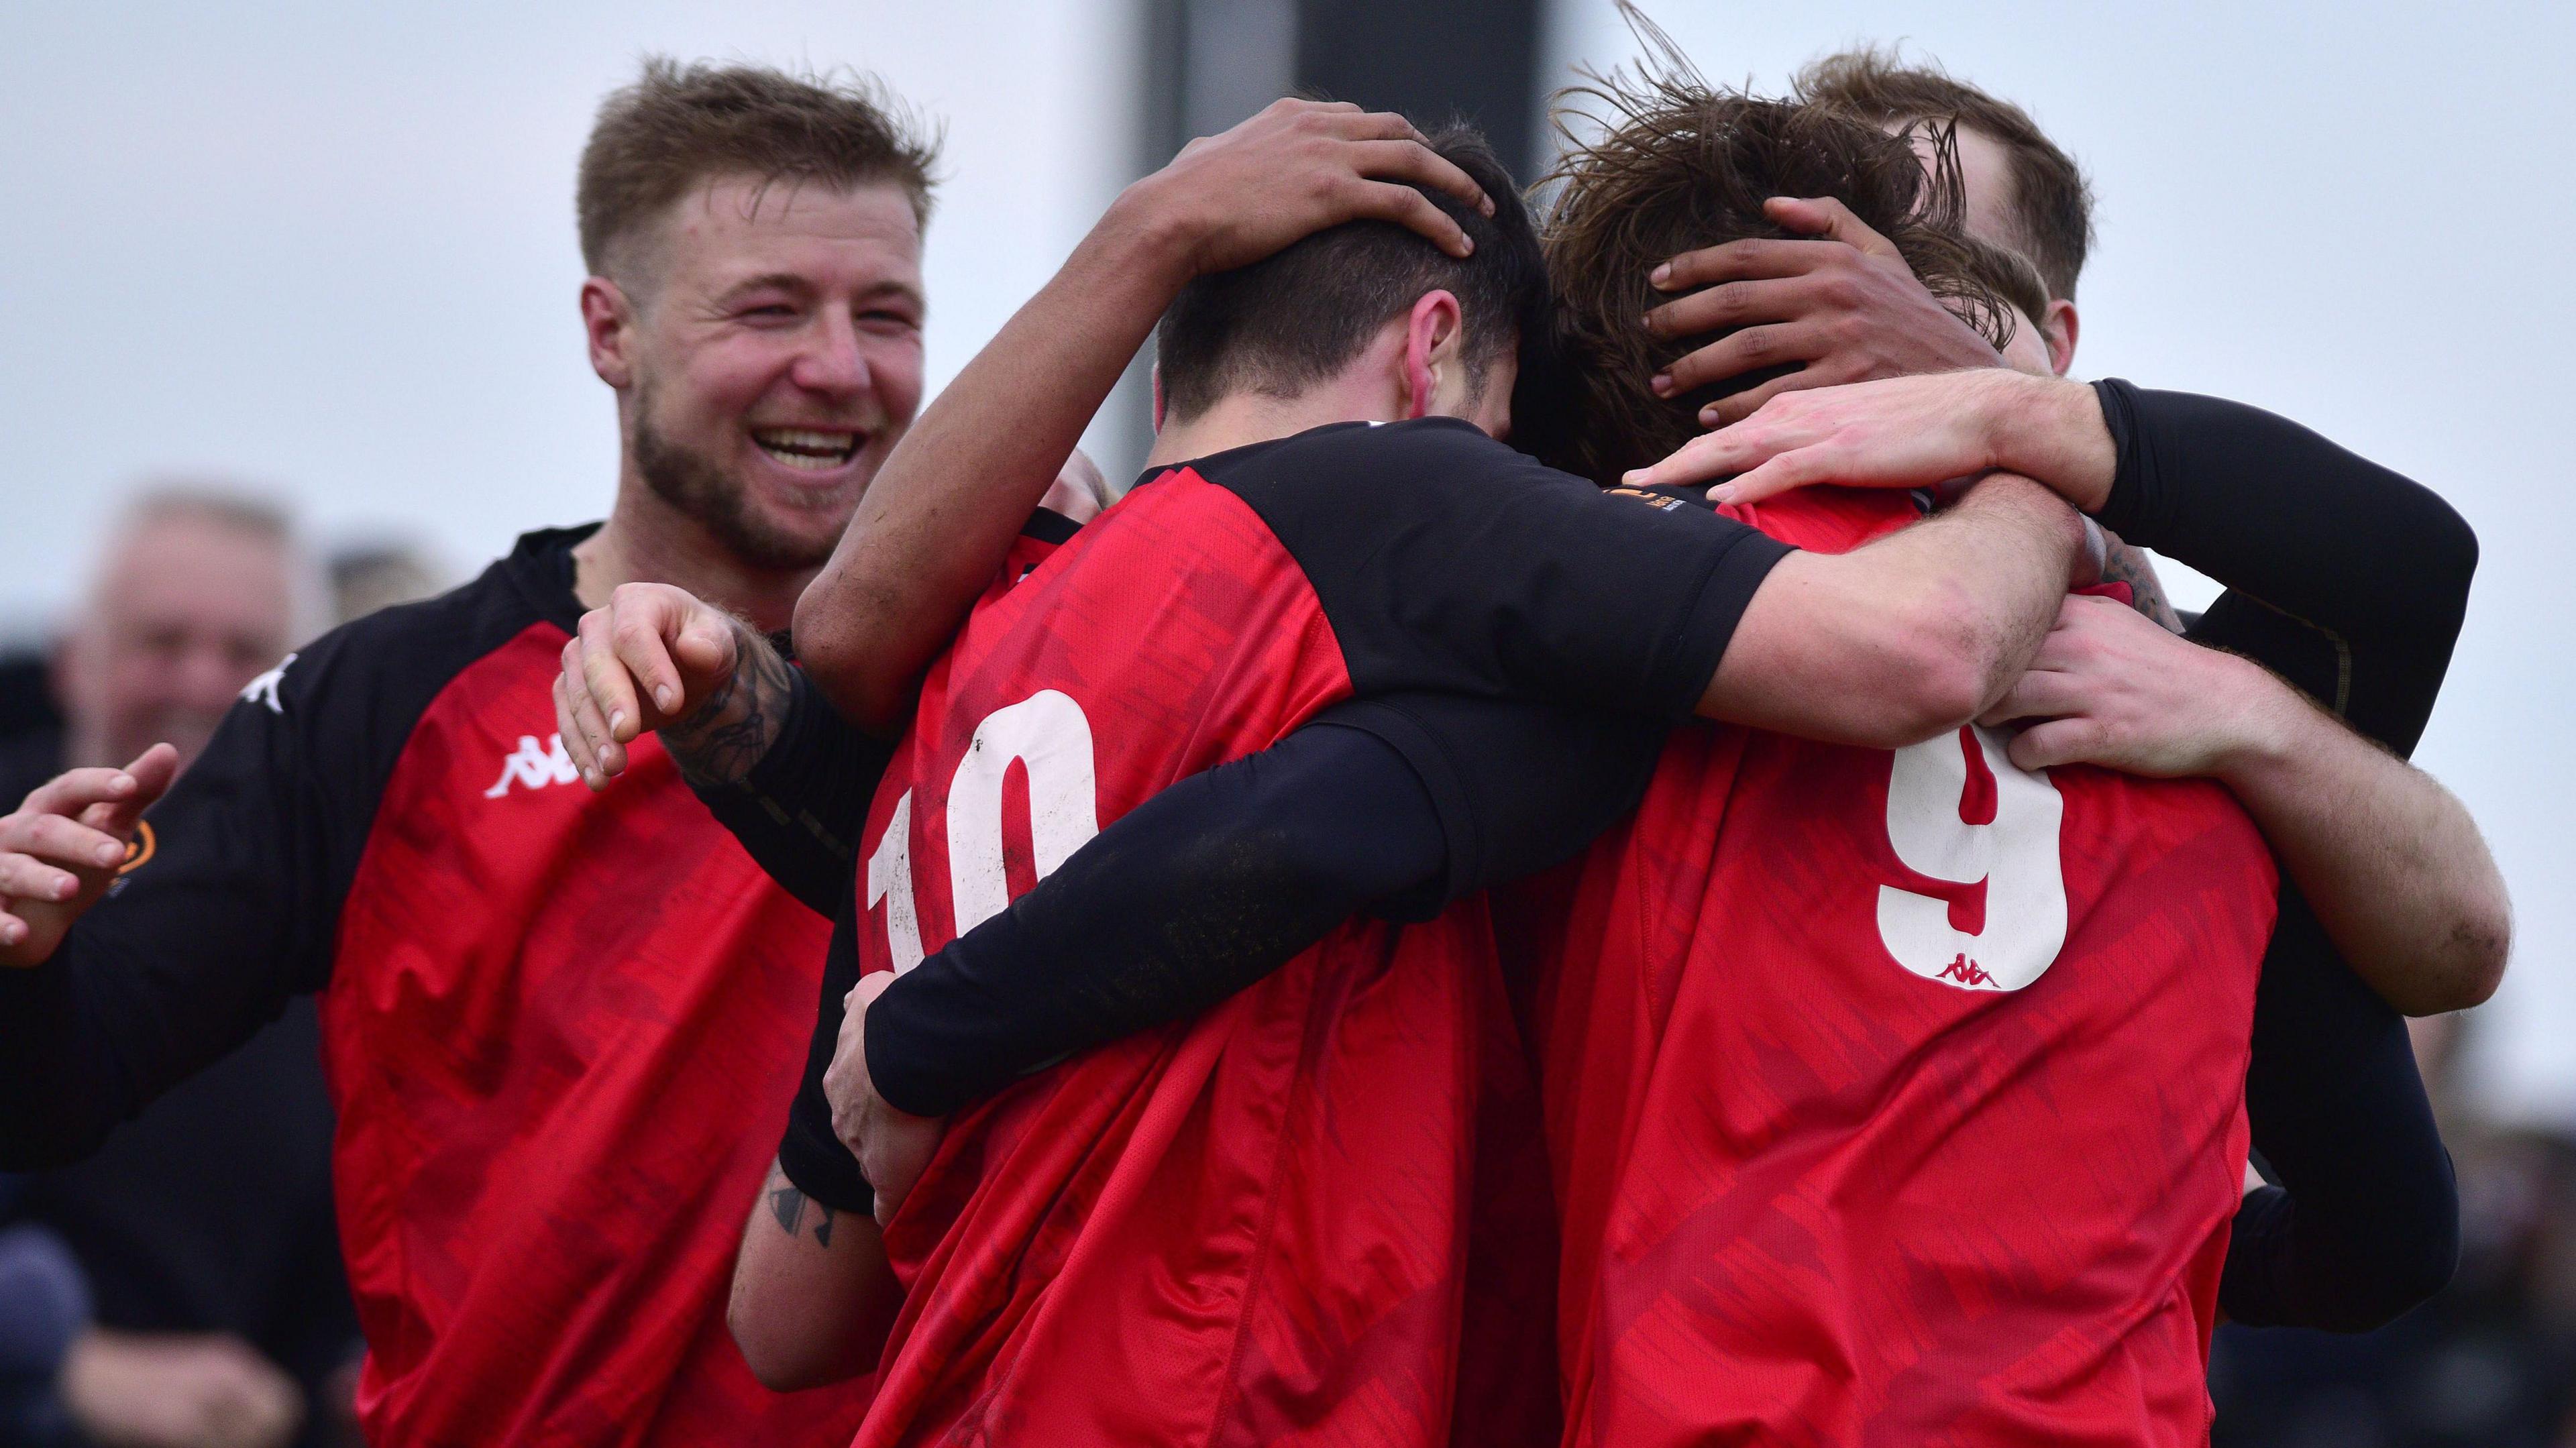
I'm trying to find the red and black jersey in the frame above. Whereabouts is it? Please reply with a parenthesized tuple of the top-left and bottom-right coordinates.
(0, 526, 868, 1448)
(779, 417, 1788, 1448)
(1527, 487, 2279, 1447)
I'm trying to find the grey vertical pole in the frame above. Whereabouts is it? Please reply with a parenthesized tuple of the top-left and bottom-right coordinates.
(1101, 0, 1544, 485)
(1293, 0, 1544, 183)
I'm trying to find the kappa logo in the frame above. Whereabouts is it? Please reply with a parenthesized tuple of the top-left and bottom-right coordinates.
(241, 655, 295, 714)
(484, 734, 580, 797)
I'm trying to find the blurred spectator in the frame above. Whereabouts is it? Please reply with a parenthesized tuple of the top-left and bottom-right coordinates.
(48, 492, 316, 777)
(324, 543, 446, 627)
(1, 487, 357, 1448)
(2212, 1011, 2576, 1447)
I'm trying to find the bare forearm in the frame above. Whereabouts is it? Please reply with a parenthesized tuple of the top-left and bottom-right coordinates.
(796, 204, 1190, 732)
(727, 1160, 900, 1390)
(1707, 472, 2080, 746)
(2099, 532, 2184, 632)
(2218, 681, 2511, 1013)
(1914, 474, 2092, 713)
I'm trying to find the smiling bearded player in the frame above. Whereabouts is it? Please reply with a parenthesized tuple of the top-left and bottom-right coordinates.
(0, 60, 932, 1447)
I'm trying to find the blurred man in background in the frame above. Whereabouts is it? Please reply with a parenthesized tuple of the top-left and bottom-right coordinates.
(0, 494, 307, 804)
(1, 490, 355, 1448)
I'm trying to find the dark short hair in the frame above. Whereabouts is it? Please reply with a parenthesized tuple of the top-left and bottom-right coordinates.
(1153, 125, 1550, 425)
(578, 57, 941, 282)
(1534, 73, 2006, 486)
(1797, 47, 2094, 300)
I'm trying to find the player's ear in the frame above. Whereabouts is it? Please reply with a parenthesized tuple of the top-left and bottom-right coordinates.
(2042, 298, 2080, 376)
(583, 277, 637, 390)
(1403, 290, 1465, 421)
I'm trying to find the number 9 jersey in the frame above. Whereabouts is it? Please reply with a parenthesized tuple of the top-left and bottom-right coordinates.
(1526, 485, 2281, 1448)
(837, 419, 1794, 1448)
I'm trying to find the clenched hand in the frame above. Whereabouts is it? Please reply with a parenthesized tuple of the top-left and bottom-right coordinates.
(824, 971, 945, 1229)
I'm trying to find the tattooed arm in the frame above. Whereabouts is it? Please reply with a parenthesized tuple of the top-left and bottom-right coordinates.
(726, 1157, 900, 1391)
(555, 582, 784, 791)
(2098, 530, 2184, 632)
(658, 620, 795, 791)
(555, 583, 894, 914)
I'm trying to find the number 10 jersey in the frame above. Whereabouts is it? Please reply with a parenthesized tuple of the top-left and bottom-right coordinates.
(1530, 486, 2281, 1448)
(842, 419, 1792, 1448)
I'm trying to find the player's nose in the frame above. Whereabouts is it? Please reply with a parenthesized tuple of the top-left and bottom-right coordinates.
(791, 309, 872, 398)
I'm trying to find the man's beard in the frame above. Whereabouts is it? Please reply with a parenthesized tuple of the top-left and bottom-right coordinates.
(631, 404, 838, 572)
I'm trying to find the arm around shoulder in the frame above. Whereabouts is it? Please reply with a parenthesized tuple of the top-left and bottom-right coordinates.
(2214, 687, 2511, 1014)
(1700, 473, 2085, 748)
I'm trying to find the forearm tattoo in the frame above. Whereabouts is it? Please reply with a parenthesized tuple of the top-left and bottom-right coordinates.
(767, 1178, 837, 1248)
(665, 624, 794, 789)
(2100, 532, 2186, 634)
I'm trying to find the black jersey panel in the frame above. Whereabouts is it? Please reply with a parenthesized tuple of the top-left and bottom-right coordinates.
(1192, 418, 1791, 720)
(0, 528, 596, 1168)
(1316, 692, 1665, 911)
(2095, 380, 2475, 755)
(777, 883, 873, 1215)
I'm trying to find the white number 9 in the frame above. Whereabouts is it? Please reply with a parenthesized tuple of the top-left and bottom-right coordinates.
(1876, 725, 2066, 992)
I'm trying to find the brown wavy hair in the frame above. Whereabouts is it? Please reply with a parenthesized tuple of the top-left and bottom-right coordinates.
(1798, 46, 2096, 300)
(578, 58, 941, 288)
(1527, 32, 2008, 486)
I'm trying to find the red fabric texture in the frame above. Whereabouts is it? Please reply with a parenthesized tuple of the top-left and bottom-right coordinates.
(849, 470, 1556, 1448)
(325, 622, 867, 1448)
(1532, 488, 2277, 1447)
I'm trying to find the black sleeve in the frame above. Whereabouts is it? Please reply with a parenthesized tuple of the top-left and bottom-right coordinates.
(863, 694, 1662, 1119)
(0, 577, 533, 1170)
(684, 663, 892, 917)
(0, 618, 451, 1168)
(2093, 380, 2476, 754)
(775, 883, 874, 1217)
(2095, 382, 2476, 1329)
(2222, 890, 2460, 1329)
(1215, 419, 1793, 718)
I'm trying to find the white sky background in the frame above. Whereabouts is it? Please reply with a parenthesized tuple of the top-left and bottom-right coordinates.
(1, 1, 2569, 1119)
(1549, 0, 2576, 1125)
(0, 0, 1144, 619)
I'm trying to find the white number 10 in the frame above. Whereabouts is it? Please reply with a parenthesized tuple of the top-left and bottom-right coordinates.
(865, 690, 1103, 974)
(1876, 724, 2067, 992)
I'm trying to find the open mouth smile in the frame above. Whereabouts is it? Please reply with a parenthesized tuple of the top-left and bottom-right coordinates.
(751, 427, 863, 471)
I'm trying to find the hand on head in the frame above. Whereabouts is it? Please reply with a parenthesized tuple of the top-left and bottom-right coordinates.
(823, 970, 944, 1229)
(1640, 196, 2005, 428)
(554, 583, 745, 789)
(1623, 368, 2032, 502)
(1138, 98, 1494, 278)
(0, 743, 180, 966)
